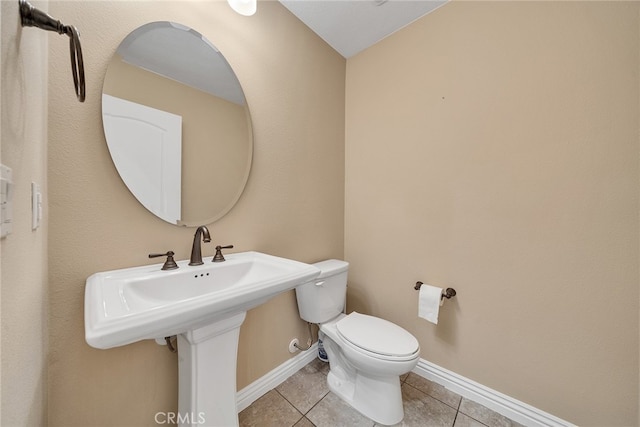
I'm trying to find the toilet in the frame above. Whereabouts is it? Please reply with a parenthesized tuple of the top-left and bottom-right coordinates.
(295, 260, 420, 425)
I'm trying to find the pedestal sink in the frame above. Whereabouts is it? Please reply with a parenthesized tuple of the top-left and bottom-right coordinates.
(85, 251, 320, 427)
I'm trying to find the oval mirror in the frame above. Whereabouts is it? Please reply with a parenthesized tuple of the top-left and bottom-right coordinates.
(102, 21, 253, 226)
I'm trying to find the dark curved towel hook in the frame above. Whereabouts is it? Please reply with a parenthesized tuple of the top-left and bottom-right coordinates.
(19, 0, 85, 102)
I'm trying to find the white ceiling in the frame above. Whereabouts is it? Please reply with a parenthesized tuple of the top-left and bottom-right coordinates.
(278, 0, 447, 58)
(113, 1, 447, 99)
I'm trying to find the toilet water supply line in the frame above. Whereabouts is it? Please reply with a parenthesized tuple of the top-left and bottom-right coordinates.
(293, 322, 314, 351)
(165, 336, 177, 353)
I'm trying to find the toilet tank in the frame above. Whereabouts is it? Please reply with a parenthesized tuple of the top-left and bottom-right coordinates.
(295, 259, 349, 324)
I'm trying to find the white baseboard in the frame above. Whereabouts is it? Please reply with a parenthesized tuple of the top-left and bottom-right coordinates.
(413, 359, 576, 427)
(236, 343, 319, 412)
(236, 349, 574, 427)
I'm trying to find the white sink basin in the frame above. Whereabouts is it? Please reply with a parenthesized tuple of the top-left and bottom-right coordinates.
(85, 251, 320, 349)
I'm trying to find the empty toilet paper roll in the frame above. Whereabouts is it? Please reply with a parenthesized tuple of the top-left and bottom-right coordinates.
(418, 284, 443, 324)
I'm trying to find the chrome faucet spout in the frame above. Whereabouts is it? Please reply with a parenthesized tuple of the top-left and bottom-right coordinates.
(189, 226, 211, 266)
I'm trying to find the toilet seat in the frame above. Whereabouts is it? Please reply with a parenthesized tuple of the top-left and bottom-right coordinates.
(336, 312, 419, 361)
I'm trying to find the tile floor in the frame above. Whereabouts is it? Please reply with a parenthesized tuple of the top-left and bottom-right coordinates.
(239, 358, 525, 427)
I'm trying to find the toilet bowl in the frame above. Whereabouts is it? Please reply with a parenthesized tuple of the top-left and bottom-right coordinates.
(295, 260, 420, 425)
(320, 312, 420, 425)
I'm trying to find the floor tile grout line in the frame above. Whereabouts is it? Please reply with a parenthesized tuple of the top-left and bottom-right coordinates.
(452, 411, 459, 427)
(275, 383, 331, 418)
(402, 381, 462, 413)
(302, 390, 331, 417)
(402, 380, 499, 427)
(273, 388, 306, 425)
(454, 403, 494, 427)
(276, 388, 304, 415)
(294, 415, 317, 427)
(452, 393, 461, 427)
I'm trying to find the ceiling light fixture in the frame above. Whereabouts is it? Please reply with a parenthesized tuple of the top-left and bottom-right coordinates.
(227, 0, 256, 16)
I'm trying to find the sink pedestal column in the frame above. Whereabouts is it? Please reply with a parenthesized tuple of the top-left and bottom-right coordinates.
(177, 311, 247, 427)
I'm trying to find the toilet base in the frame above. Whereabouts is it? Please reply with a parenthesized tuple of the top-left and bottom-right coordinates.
(326, 364, 404, 425)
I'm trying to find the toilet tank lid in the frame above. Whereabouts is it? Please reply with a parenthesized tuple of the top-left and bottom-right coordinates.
(312, 259, 349, 279)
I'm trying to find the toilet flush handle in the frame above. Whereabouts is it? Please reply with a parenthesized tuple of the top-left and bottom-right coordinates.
(315, 281, 325, 287)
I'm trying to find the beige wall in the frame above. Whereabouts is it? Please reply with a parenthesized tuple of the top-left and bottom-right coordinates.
(1, 0, 49, 425)
(47, 1, 344, 425)
(345, 2, 638, 426)
(8, 0, 638, 426)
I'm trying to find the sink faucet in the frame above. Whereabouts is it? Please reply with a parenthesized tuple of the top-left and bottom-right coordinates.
(189, 226, 211, 266)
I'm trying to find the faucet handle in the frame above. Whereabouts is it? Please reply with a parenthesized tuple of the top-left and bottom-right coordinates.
(212, 245, 233, 262)
(149, 251, 179, 270)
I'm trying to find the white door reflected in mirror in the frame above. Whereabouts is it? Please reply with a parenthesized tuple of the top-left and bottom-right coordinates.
(103, 95, 182, 224)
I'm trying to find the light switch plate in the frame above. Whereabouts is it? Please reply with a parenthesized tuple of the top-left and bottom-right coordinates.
(32, 182, 42, 230)
(1, 164, 13, 238)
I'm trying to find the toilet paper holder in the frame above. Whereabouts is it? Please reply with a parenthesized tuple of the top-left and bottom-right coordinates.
(414, 282, 457, 300)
